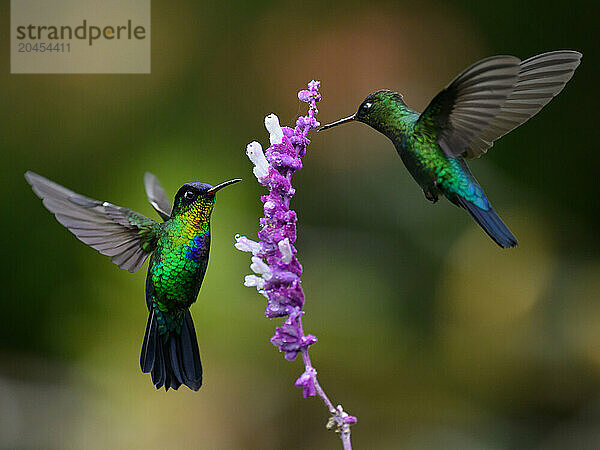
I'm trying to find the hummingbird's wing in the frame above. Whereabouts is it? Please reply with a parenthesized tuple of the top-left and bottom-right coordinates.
(144, 172, 172, 221)
(26, 171, 160, 273)
(416, 51, 581, 159)
(464, 51, 582, 159)
(415, 55, 520, 158)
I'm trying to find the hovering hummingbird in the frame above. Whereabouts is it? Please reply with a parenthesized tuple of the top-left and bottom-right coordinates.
(25, 171, 241, 391)
(320, 50, 582, 247)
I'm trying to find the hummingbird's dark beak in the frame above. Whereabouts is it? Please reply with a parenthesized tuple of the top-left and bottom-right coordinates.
(318, 114, 357, 131)
(207, 178, 242, 195)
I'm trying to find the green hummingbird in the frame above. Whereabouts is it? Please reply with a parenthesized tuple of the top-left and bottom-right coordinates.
(25, 171, 241, 391)
(320, 50, 582, 247)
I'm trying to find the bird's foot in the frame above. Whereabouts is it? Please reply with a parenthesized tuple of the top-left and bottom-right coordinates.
(424, 189, 439, 203)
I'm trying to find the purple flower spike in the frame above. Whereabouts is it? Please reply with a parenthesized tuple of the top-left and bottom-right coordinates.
(236, 80, 320, 327)
(235, 81, 356, 450)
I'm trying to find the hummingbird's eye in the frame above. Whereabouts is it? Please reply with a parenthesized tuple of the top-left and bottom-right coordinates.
(183, 190, 196, 201)
(362, 102, 372, 111)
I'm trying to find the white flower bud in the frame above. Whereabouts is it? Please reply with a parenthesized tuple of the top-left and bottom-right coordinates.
(250, 256, 272, 280)
(278, 238, 293, 264)
(244, 274, 265, 289)
(265, 113, 283, 145)
(246, 141, 270, 180)
(234, 235, 262, 255)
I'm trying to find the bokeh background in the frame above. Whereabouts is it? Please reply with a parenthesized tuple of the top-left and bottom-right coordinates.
(1, 0, 599, 448)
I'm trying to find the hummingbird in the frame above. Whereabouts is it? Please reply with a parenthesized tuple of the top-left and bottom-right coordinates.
(320, 50, 582, 248)
(25, 171, 241, 391)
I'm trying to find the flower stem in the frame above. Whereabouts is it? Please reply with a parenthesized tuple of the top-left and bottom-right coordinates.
(298, 317, 354, 450)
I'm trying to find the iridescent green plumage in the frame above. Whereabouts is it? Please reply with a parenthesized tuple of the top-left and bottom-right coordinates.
(362, 94, 488, 209)
(321, 50, 582, 247)
(144, 187, 213, 339)
(25, 171, 241, 391)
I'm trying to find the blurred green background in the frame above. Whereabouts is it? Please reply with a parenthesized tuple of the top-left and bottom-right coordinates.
(1, 0, 599, 448)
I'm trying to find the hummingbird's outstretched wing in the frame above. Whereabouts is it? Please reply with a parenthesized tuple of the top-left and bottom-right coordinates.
(415, 55, 520, 158)
(415, 50, 581, 159)
(26, 171, 160, 273)
(144, 172, 172, 221)
(464, 51, 582, 159)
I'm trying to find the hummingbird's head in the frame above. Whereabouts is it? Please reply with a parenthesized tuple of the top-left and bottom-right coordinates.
(356, 90, 403, 124)
(319, 89, 405, 133)
(171, 179, 242, 219)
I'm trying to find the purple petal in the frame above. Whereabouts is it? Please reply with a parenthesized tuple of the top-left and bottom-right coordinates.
(298, 90, 312, 102)
(295, 368, 317, 398)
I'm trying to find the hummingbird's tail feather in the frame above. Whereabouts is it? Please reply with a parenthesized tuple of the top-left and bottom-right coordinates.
(140, 309, 202, 391)
(456, 196, 518, 248)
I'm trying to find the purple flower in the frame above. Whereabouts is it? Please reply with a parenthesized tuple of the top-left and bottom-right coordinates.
(344, 415, 358, 425)
(235, 81, 355, 448)
(295, 367, 317, 398)
(270, 309, 317, 360)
